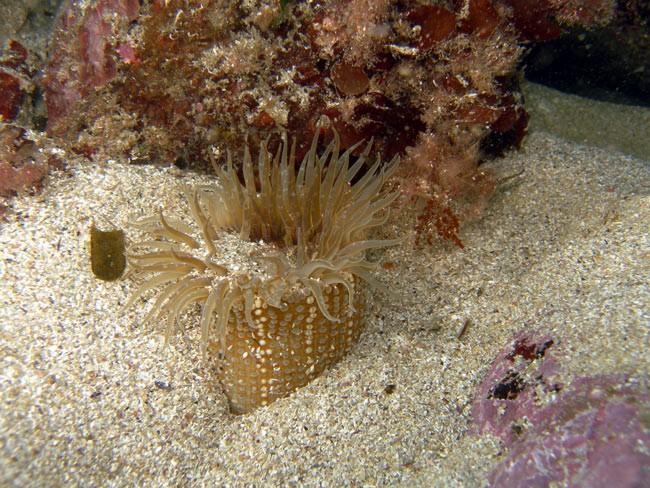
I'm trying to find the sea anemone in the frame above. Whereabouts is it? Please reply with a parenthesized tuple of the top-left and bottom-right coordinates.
(125, 131, 400, 413)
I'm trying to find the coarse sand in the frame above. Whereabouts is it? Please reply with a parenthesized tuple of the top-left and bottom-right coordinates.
(523, 81, 650, 160)
(1, 121, 648, 484)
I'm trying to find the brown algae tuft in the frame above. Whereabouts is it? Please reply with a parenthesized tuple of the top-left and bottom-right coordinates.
(125, 132, 400, 413)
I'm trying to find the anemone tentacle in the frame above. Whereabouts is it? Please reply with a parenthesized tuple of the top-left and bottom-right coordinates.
(126, 131, 399, 413)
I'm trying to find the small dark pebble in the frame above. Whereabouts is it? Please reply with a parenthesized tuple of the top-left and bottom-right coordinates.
(155, 380, 171, 390)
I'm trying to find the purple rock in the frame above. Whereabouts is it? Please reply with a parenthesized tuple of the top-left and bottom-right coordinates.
(471, 331, 649, 487)
(487, 376, 649, 487)
(472, 331, 561, 446)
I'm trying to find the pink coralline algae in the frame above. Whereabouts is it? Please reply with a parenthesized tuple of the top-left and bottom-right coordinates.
(0, 39, 59, 217)
(472, 331, 649, 487)
(43, 0, 140, 138)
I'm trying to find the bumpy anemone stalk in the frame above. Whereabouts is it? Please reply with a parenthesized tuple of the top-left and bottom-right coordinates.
(125, 131, 400, 413)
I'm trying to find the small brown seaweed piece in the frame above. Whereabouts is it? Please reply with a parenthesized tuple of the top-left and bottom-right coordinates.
(331, 61, 370, 96)
(90, 222, 126, 281)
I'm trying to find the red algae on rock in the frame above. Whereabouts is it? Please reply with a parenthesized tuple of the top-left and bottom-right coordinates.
(331, 62, 369, 96)
(407, 5, 457, 50)
(0, 125, 63, 217)
(42, 0, 616, 245)
(0, 73, 23, 122)
(0, 40, 36, 124)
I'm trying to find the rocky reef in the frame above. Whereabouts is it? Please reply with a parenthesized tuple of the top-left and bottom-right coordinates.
(27, 0, 614, 242)
(0, 0, 622, 241)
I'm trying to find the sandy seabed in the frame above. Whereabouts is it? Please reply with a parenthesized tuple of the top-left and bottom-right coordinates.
(1, 124, 648, 486)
